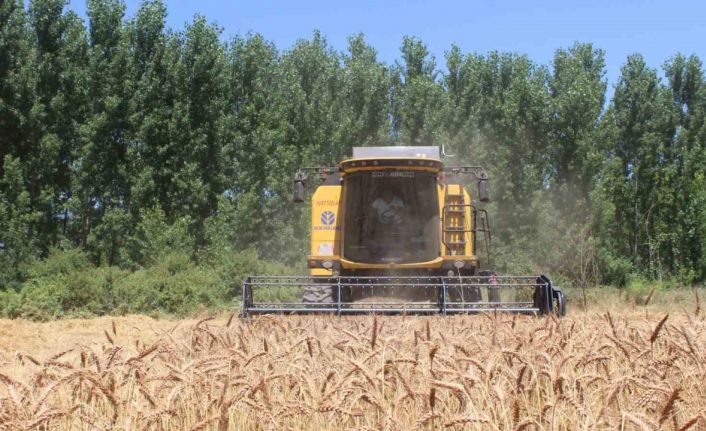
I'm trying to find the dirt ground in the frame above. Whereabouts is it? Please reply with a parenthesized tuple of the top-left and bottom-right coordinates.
(0, 315, 216, 382)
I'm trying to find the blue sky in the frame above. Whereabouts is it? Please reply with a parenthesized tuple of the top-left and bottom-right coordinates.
(66, 0, 705, 93)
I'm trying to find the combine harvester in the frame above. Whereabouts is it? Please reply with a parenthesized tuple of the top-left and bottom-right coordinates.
(241, 146, 565, 316)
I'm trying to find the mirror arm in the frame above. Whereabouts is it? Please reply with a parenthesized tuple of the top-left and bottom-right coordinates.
(443, 166, 487, 180)
(443, 166, 490, 203)
(292, 167, 338, 203)
(294, 170, 309, 183)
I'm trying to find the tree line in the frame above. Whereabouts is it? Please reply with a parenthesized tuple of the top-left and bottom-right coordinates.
(1, 0, 705, 294)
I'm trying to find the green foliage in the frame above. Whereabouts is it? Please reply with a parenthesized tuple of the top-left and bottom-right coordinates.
(0, 156, 42, 289)
(598, 253, 634, 288)
(127, 206, 194, 267)
(1, 248, 120, 320)
(111, 253, 223, 316)
(0, 246, 291, 320)
(1, 0, 705, 320)
(548, 43, 606, 203)
(25, 246, 90, 278)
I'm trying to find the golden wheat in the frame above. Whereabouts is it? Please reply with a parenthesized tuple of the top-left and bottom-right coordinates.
(0, 302, 705, 430)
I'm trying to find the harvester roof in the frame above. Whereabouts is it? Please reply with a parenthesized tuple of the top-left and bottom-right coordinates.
(351, 146, 440, 159)
(341, 146, 443, 173)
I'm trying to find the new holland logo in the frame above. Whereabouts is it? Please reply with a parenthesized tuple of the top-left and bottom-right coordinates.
(321, 210, 335, 225)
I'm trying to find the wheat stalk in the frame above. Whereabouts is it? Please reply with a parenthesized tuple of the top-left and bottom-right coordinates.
(658, 388, 681, 426)
(2, 303, 705, 430)
(650, 314, 669, 345)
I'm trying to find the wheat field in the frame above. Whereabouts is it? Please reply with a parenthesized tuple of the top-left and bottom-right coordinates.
(1, 296, 705, 430)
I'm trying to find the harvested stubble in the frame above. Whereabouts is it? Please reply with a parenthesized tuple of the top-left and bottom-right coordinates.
(1, 311, 705, 430)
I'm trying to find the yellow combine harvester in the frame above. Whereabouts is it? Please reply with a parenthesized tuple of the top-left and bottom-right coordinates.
(241, 146, 565, 316)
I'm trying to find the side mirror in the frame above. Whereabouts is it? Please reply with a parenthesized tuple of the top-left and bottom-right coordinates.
(478, 178, 490, 203)
(293, 170, 309, 202)
(293, 180, 306, 203)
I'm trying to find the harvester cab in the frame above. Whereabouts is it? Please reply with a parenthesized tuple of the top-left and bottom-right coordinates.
(241, 146, 565, 316)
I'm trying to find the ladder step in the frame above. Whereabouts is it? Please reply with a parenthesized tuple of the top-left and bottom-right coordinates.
(444, 227, 470, 232)
(446, 193, 464, 198)
(446, 241, 467, 245)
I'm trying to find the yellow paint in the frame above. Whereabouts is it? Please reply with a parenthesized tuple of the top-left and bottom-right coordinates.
(441, 255, 477, 265)
(440, 183, 473, 257)
(340, 257, 444, 269)
(309, 184, 342, 276)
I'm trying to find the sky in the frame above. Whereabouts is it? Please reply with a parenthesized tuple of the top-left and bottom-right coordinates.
(65, 0, 706, 95)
